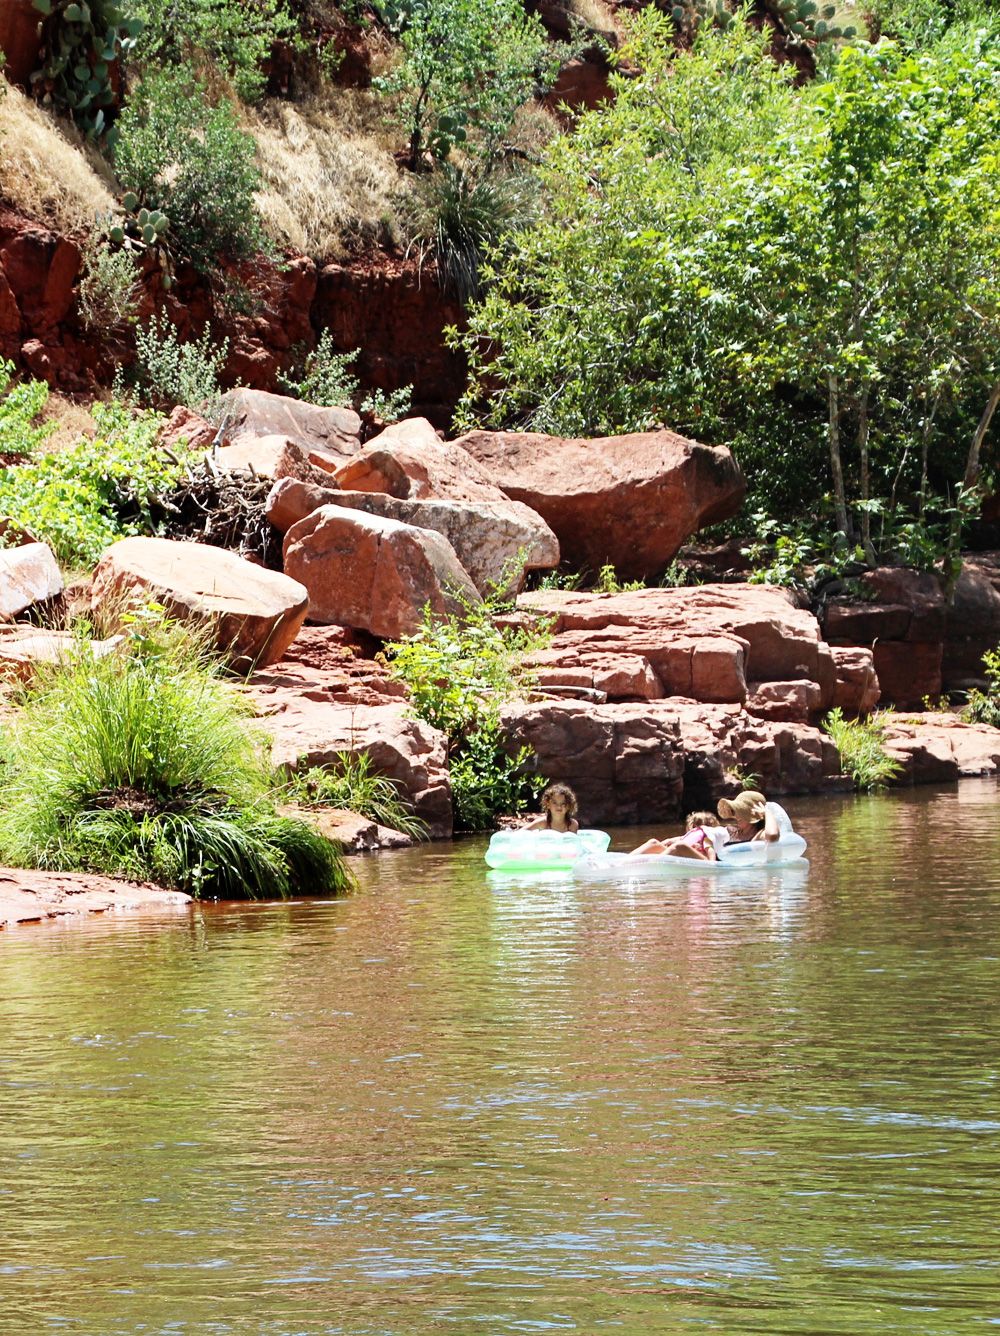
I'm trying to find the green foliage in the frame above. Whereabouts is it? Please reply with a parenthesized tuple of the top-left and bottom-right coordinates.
(124, 0, 300, 103)
(407, 164, 539, 303)
(114, 66, 268, 273)
(31, 0, 143, 142)
(388, 585, 552, 830)
(0, 631, 350, 898)
(449, 721, 543, 833)
(594, 564, 645, 593)
(374, 0, 555, 167)
(963, 647, 1000, 727)
(454, 15, 1000, 549)
(78, 240, 141, 330)
(127, 310, 228, 415)
(0, 400, 190, 565)
(277, 753, 427, 839)
(824, 707, 903, 789)
(0, 362, 54, 459)
(279, 331, 413, 420)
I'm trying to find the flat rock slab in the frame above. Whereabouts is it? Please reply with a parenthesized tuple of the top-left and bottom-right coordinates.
(282, 505, 480, 639)
(455, 426, 745, 580)
(0, 867, 190, 929)
(0, 628, 123, 681)
(882, 711, 1000, 784)
(218, 388, 361, 459)
(92, 536, 309, 670)
(0, 542, 63, 618)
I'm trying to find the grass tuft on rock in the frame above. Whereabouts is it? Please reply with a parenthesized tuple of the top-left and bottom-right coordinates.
(0, 629, 351, 899)
(823, 707, 903, 791)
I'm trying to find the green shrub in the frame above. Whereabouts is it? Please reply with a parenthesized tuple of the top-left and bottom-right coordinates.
(449, 720, 542, 833)
(0, 630, 351, 898)
(405, 163, 539, 303)
(388, 587, 551, 830)
(277, 753, 427, 839)
(125, 0, 300, 103)
(823, 707, 903, 790)
(0, 400, 190, 565)
(279, 331, 412, 421)
(0, 362, 53, 459)
(114, 66, 268, 274)
(78, 240, 141, 330)
(963, 647, 1000, 727)
(127, 310, 228, 416)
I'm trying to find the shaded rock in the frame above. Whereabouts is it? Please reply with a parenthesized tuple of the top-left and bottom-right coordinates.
(872, 640, 942, 710)
(92, 536, 308, 669)
(0, 628, 123, 682)
(830, 647, 881, 717)
(0, 542, 63, 618)
(455, 426, 745, 579)
(159, 405, 216, 455)
(277, 805, 415, 853)
(282, 505, 479, 639)
(824, 600, 912, 645)
(218, 388, 361, 463)
(861, 567, 946, 641)
(266, 475, 558, 595)
(334, 416, 512, 503)
(943, 556, 1000, 691)
(0, 867, 190, 929)
(746, 679, 823, 723)
(258, 698, 452, 837)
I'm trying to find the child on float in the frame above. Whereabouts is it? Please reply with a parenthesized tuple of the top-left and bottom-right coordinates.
(525, 782, 580, 834)
(630, 811, 728, 861)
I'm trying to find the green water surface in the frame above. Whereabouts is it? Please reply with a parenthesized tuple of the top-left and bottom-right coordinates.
(1, 782, 998, 1335)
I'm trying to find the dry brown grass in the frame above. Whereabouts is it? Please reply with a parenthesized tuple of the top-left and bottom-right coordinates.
(36, 393, 98, 455)
(246, 88, 407, 260)
(0, 78, 115, 234)
(568, 0, 620, 42)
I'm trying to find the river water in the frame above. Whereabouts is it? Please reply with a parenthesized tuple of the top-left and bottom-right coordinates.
(2, 782, 999, 1335)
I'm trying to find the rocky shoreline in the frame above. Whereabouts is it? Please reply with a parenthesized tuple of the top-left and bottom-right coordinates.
(2, 391, 1000, 869)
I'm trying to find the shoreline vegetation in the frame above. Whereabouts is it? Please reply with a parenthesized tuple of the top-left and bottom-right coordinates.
(1, 0, 1000, 901)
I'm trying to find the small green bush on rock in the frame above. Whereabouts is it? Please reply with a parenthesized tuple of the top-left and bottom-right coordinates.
(0, 629, 350, 899)
(824, 707, 903, 790)
(277, 753, 426, 840)
(963, 648, 1000, 728)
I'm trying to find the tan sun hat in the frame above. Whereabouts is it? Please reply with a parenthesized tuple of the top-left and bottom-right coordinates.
(718, 791, 768, 824)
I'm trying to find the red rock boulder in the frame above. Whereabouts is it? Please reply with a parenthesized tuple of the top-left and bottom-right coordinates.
(0, 542, 63, 618)
(454, 426, 745, 579)
(333, 416, 511, 503)
(282, 505, 480, 639)
(91, 537, 308, 669)
(218, 388, 361, 464)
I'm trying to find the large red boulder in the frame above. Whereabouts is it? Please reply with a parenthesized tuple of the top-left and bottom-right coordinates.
(0, 542, 63, 618)
(91, 537, 309, 669)
(218, 388, 361, 465)
(333, 416, 512, 503)
(454, 426, 745, 579)
(282, 505, 480, 639)
(267, 474, 557, 595)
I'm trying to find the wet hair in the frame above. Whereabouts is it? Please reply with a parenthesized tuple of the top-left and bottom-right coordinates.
(685, 810, 721, 831)
(541, 782, 578, 826)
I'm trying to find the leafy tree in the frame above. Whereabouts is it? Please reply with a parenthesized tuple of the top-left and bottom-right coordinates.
(123, 0, 299, 103)
(375, 0, 554, 168)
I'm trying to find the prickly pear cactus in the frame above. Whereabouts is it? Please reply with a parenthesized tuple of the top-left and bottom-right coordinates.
(30, 0, 143, 143)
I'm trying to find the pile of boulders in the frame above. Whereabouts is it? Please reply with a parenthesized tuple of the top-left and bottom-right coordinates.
(3, 388, 1000, 842)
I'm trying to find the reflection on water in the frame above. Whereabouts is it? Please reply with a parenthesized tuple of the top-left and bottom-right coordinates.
(1, 781, 999, 1335)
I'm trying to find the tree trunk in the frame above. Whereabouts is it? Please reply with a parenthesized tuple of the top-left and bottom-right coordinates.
(964, 378, 1000, 489)
(856, 383, 875, 564)
(827, 370, 849, 537)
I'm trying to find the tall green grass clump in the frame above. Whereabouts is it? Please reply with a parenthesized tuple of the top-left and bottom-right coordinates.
(277, 753, 426, 840)
(0, 629, 351, 899)
(823, 708, 903, 790)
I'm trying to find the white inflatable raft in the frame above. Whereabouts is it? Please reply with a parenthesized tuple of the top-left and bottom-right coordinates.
(484, 828, 611, 871)
(572, 803, 807, 881)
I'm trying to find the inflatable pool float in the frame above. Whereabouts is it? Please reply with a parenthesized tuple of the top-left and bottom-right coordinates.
(573, 803, 806, 881)
(484, 828, 611, 871)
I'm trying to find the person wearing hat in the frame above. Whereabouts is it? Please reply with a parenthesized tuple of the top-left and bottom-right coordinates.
(717, 790, 780, 844)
